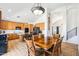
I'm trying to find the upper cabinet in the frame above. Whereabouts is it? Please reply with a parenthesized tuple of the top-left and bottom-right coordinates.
(0, 20, 8, 30)
(28, 24, 33, 32)
(16, 22, 25, 30)
(7, 21, 16, 30)
(35, 23, 45, 30)
(23, 23, 28, 28)
(0, 20, 29, 30)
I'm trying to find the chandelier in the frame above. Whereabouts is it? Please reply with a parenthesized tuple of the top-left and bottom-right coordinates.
(31, 3, 45, 15)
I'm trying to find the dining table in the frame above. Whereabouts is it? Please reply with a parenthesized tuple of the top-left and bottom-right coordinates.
(24, 36, 59, 56)
(34, 37, 57, 50)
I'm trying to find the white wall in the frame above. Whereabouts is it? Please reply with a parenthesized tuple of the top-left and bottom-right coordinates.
(67, 7, 77, 31)
(50, 7, 67, 40)
(66, 6, 79, 36)
(50, 5, 79, 41)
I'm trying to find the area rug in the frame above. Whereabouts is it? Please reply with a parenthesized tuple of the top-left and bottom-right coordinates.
(61, 42, 79, 56)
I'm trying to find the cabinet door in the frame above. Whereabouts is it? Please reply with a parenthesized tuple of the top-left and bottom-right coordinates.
(0, 21, 3, 29)
(40, 23, 45, 30)
(0, 21, 8, 30)
(7, 22, 16, 30)
(16, 23, 21, 28)
(35, 23, 45, 30)
(7, 22, 12, 30)
(23, 23, 28, 29)
(19, 23, 24, 30)
(12, 22, 16, 30)
(29, 24, 33, 32)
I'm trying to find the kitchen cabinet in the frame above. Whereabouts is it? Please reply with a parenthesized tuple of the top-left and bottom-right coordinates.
(0, 20, 17, 30)
(0, 20, 8, 30)
(15, 23, 25, 30)
(7, 21, 16, 30)
(29, 24, 33, 32)
(0, 20, 33, 30)
(35, 23, 45, 30)
(19, 23, 25, 30)
(23, 23, 28, 29)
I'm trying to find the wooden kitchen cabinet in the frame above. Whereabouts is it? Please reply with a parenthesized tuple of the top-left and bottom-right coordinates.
(16, 22, 20, 27)
(19, 23, 24, 30)
(22, 23, 33, 32)
(7, 21, 16, 30)
(0, 20, 16, 30)
(35, 23, 45, 30)
(15, 23, 25, 30)
(0, 20, 8, 30)
(0, 20, 33, 30)
(23, 23, 28, 29)
(20, 23, 24, 30)
(29, 24, 33, 32)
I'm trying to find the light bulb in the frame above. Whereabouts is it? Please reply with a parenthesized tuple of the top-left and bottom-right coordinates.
(33, 10, 43, 15)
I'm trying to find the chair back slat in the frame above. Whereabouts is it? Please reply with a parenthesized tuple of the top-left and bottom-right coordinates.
(24, 38, 36, 56)
(52, 39, 62, 55)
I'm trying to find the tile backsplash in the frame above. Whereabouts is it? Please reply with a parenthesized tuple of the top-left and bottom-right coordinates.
(2, 30, 24, 34)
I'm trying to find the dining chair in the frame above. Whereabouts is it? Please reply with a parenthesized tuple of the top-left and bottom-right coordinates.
(39, 34, 44, 39)
(24, 36, 45, 56)
(33, 35, 39, 41)
(32, 35, 45, 56)
(53, 34, 60, 39)
(45, 39, 62, 56)
(24, 38, 36, 56)
(53, 39, 63, 56)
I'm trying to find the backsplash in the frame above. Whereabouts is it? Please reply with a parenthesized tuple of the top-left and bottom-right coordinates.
(0, 30, 24, 34)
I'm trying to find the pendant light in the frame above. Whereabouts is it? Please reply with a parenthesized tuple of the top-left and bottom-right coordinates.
(31, 3, 45, 15)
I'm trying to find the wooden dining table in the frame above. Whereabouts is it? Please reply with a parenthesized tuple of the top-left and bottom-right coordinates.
(24, 36, 60, 56)
(34, 37, 57, 50)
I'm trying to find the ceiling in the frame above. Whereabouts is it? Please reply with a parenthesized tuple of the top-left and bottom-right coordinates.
(0, 3, 77, 23)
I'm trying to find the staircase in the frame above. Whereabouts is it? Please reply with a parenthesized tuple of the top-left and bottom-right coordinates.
(66, 36, 79, 45)
(66, 27, 79, 45)
(67, 27, 77, 40)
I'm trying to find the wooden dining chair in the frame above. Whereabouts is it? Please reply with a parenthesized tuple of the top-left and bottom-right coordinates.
(32, 35, 40, 48)
(45, 39, 62, 56)
(53, 34, 60, 39)
(33, 35, 39, 41)
(32, 35, 45, 56)
(39, 34, 44, 39)
(24, 36, 45, 56)
(24, 38, 36, 56)
(53, 39, 62, 56)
